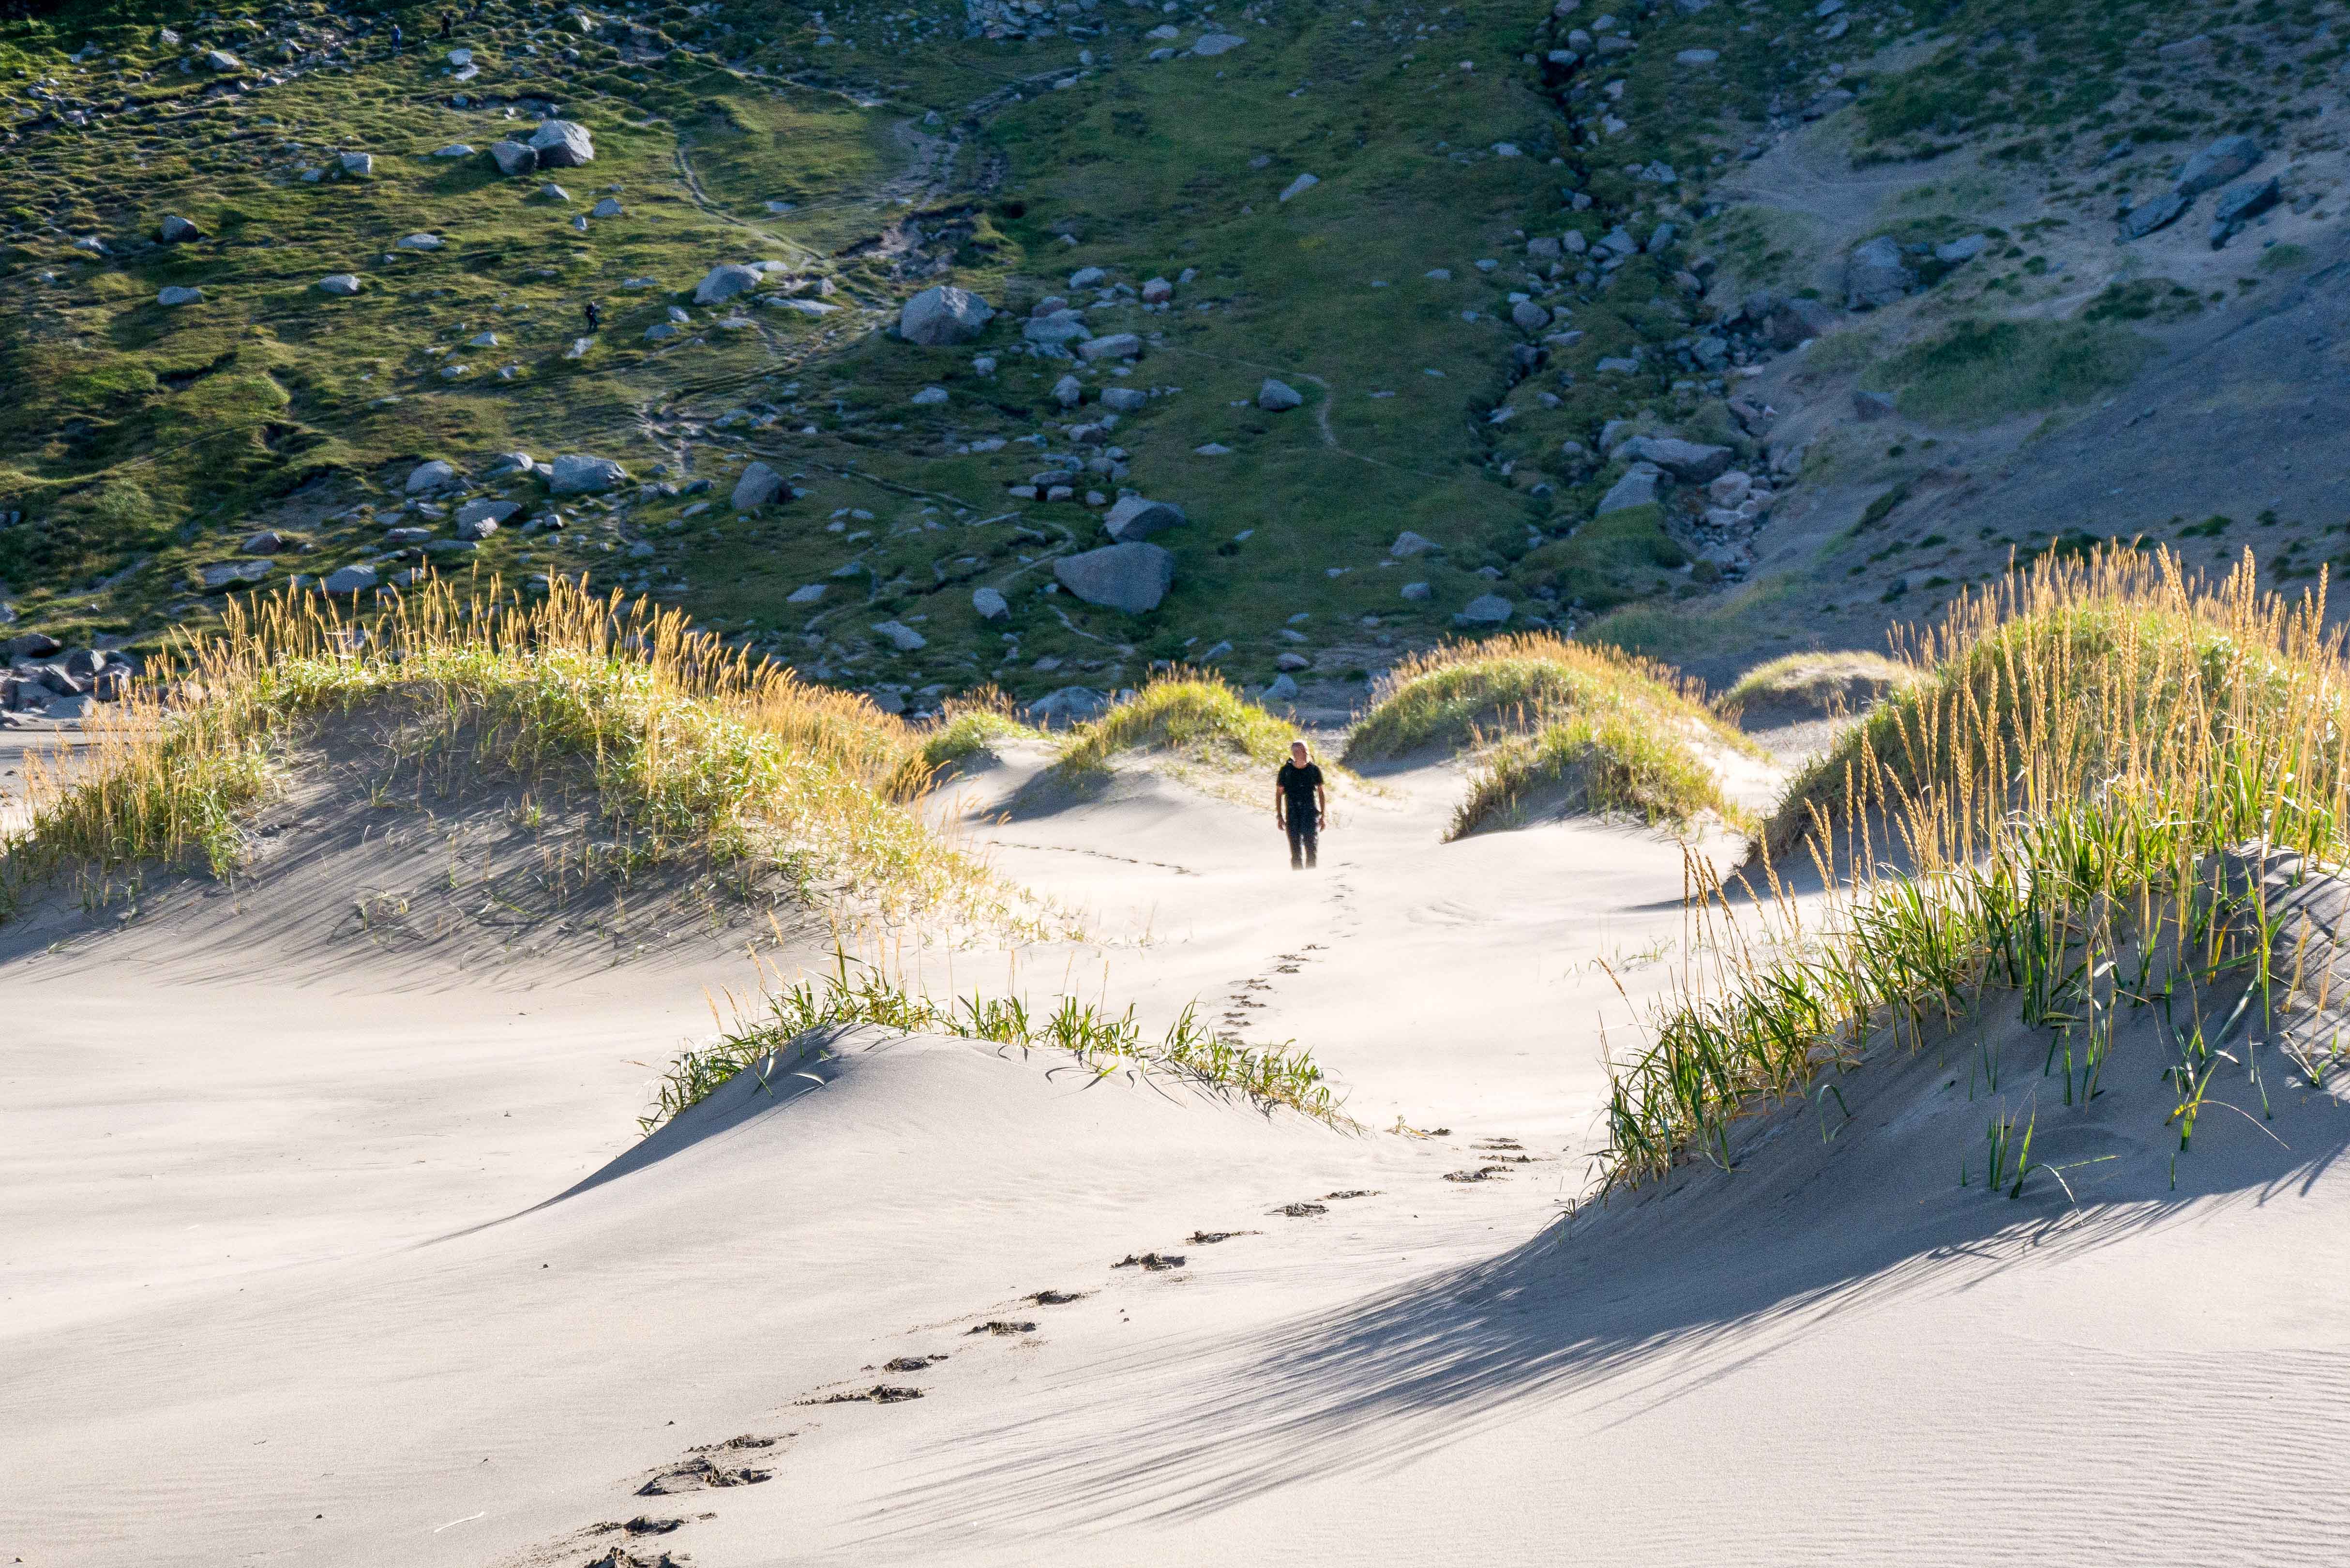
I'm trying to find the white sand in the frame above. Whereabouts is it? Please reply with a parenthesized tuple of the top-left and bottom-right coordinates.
(5, 739, 2347, 1566)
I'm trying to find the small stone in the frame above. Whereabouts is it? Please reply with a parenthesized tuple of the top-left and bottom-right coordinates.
(1076, 333, 1142, 362)
(1389, 531, 1436, 558)
(1278, 173, 1320, 202)
(2120, 192, 2189, 241)
(1616, 437, 1733, 482)
(1597, 466, 1660, 513)
(1276, 652, 1310, 671)
(1193, 30, 1247, 55)
(1853, 389, 1897, 421)
(541, 182, 571, 202)
(240, 530, 288, 555)
(159, 214, 203, 243)
(322, 564, 378, 594)
(786, 584, 827, 605)
(1510, 300, 1552, 332)
(972, 587, 1009, 620)
(395, 232, 443, 251)
(1933, 234, 1990, 265)
(1400, 582, 1433, 603)
(2175, 135, 2262, 197)
(1101, 387, 1148, 413)
(340, 151, 374, 177)
(693, 263, 762, 306)
(318, 273, 362, 296)
(1141, 276, 1174, 303)
(1264, 673, 1299, 701)
(873, 620, 928, 652)
(1257, 378, 1304, 411)
(591, 196, 624, 219)
(406, 460, 459, 493)
(1675, 47, 1719, 64)
(732, 462, 785, 511)
(433, 143, 476, 159)
(1454, 594, 1512, 626)
(1844, 236, 1914, 310)
(156, 286, 203, 307)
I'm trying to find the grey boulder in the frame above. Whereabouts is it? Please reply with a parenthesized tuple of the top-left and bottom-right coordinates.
(971, 586, 1009, 620)
(456, 500, 518, 538)
(1511, 300, 1552, 332)
(322, 564, 379, 594)
(1844, 236, 1915, 309)
(1764, 297, 1839, 349)
(549, 453, 627, 494)
(1933, 233, 1990, 264)
(731, 461, 785, 510)
(1264, 673, 1299, 702)
(2175, 135, 2261, 196)
(2120, 192, 2189, 241)
(1028, 686, 1111, 725)
(1076, 332, 1142, 362)
(693, 263, 762, 306)
(1853, 389, 1898, 421)
(872, 620, 927, 652)
(1597, 465, 1661, 514)
(1054, 542, 1175, 614)
(488, 139, 538, 175)
(318, 273, 363, 296)
(405, 459, 459, 493)
(1454, 594, 1513, 627)
(899, 284, 996, 345)
(1389, 530, 1436, 557)
(1100, 386, 1148, 413)
(1616, 436, 1733, 483)
(1023, 310, 1093, 346)
(157, 286, 203, 307)
(528, 119, 596, 168)
(1257, 377, 1304, 411)
(160, 214, 203, 243)
(1103, 495, 1188, 543)
(2208, 178, 2280, 248)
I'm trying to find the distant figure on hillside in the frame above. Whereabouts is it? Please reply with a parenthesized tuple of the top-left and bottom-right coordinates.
(389, 21, 402, 50)
(582, 299, 603, 332)
(1274, 739, 1326, 871)
(439, 10, 455, 39)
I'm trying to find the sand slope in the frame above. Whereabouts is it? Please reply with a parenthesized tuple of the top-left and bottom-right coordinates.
(7, 741, 2349, 1566)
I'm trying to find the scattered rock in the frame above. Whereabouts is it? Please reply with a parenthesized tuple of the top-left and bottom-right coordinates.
(1933, 233, 1990, 265)
(1597, 466, 1660, 513)
(240, 529, 288, 555)
(1278, 172, 1319, 202)
(1076, 332, 1142, 362)
(1141, 276, 1174, 303)
(1616, 436, 1732, 483)
(1674, 47, 1719, 64)
(1264, 673, 1299, 701)
(159, 214, 203, 243)
(1023, 310, 1092, 347)
(591, 196, 624, 219)
(1101, 387, 1148, 413)
(1454, 595, 1511, 627)
(972, 587, 1009, 620)
(1401, 581, 1432, 602)
(732, 462, 784, 511)
(1053, 374, 1085, 407)
(899, 283, 996, 345)
(340, 151, 373, 177)
(2209, 178, 2280, 249)
(693, 263, 761, 306)
(202, 48, 242, 72)
(1510, 300, 1552, 332)
(456, 500, 518, 537)
(1843, 236, 1915, 310)
(1054, 542, 1175, 613)
(2120, 192, 2189, 241)
(873, 620, 927, 652)
(1764, 298, 1839, 349)
(1257, 378, 1304, 411)
(2175, 134, 2262, 197)
(395, 232, 443, 251)
(528, 119, 596, 168)
(549, 454, 627, 495)
(432, 143, 476, 159)
(156, 286, 203, 307)
(406, 460, 459, 493)
(1193, 31, 1246, 55)
(1029, 685, 1111, 724)
(785, 584, 827, 604)
(1853, 389, 1897, 421)
(322, 564, 378, 594)
(198, 560, 271, 590)
(318, 273, 362, 296)
(1104, 496, 1188, 543)
(1276, 652, 1310, 671)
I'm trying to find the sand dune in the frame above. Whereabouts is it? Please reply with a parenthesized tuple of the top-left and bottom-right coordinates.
(6, 735, 2347, 1566)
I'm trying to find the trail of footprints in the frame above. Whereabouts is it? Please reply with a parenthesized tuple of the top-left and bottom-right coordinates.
(509, 1143, 1555, 1565)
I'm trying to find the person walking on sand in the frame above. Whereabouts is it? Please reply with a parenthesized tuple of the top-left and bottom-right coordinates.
(1274, 739, 1326, 871)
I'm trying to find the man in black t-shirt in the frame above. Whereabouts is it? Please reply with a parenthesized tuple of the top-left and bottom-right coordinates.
(1274, 739, 1326, 870)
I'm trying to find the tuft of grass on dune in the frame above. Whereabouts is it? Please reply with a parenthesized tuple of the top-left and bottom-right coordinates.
(918, 687, 1047, 773)
(1055, 672, 1300, 777)
(644, 943, 1347, 1132)
(1345, 632, 1753, 765)
(1, 573, 1020, 925)
(1715, 650, 1921, 730)
(1449, 709, 1743, 840)
(1602, 544, 2350, 1191)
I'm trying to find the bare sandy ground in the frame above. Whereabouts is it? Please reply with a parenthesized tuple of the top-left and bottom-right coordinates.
(4, 734, 2348, 1567)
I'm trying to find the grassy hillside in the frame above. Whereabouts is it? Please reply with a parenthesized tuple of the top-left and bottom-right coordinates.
(2, 0, 2342, 715)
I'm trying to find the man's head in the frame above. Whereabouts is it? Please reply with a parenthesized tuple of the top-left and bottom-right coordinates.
(1290, 740, 1310, 764)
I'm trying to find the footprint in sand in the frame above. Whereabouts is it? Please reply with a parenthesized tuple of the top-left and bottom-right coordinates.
(1113, 1251, 1186, 1270)
(636, 1455, 773, 1495)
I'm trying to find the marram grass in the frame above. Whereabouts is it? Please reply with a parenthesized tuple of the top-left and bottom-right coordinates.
(1602, 546, 2350, 1191)
(1057, 671, 1301, 776)
(645, 944, 1346, 1131)
(1344, 633, 1751, 765)
(1450, 710, 1743, 838)
(1, 573, 1010, 925)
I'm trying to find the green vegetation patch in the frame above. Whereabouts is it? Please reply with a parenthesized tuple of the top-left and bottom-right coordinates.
(1449, 709, 1739, 839)
(1873, 318, 2160, 427)
(1057, 674, 1298, 776)
(1517, 505, 1689, 614)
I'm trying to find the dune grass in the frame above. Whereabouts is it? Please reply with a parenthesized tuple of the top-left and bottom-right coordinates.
(1056, 672, 1300, 776)
(919, 687, 1047, 772)
(1714, 649, 1919, 728)
(1601, 545, 2350, 1190)
(0, 573, 1015, 924)
(1449, 709, 1742, 839)
(644, 943, 1346, 1131)
(1344, 633, 1749, 765)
